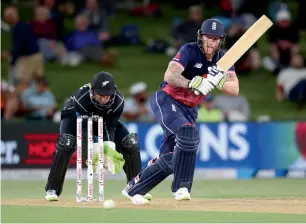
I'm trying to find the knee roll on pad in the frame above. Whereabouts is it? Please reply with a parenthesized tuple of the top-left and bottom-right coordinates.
(121, 133, 139, 152)
(56, 133, 76, 153)
(172, 124, 200, 193)
(120, 133, 142, 182)
(128, 153, 173, 196)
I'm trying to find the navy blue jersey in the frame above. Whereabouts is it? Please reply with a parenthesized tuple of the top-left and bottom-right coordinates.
(62, 83, 124, 141)
(161, 42, 235, 107)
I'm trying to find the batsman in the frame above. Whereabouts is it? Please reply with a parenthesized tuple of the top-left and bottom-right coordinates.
(45, 71, 152, 201)
(122, 18, 240, 204)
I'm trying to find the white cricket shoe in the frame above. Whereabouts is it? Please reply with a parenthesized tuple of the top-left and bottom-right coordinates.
(174, 187, 190, 201)
(122, 180, 152, 201)
(45, 190, 59, 201)
(122, 189, 149, 205)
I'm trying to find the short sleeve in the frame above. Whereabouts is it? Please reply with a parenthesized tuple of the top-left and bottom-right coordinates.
(171, 44, 192, 69)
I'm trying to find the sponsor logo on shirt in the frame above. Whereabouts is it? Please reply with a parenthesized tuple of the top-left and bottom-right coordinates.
(194, 63, 203, 68)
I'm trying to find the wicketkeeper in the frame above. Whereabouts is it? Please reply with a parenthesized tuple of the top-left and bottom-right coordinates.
(45, 71, 152, 201)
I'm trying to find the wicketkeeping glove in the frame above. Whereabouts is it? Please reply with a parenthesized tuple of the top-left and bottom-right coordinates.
(188, 75, 214, 95)
(103, 141, 125, 174)
(87, 141, 125, 175)
(207, 66, 226, 90)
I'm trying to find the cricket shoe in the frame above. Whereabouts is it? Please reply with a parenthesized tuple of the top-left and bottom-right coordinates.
(123, 178, 152, 201)
(45, 190, 59, 201)
(174, 187, 190, 201)
(122, 190, 149, 205)
(121, 182, 152, 204)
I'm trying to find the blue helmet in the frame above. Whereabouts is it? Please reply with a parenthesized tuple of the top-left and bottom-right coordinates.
(197, 18, 225, 54)
(199, 18, 225, 37)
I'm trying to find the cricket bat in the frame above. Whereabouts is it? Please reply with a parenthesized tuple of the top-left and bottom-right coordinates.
(217, 15, 273, 72)
(195, 15, 273, 95)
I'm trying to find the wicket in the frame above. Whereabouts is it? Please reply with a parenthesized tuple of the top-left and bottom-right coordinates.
(76, 115, 104, 202)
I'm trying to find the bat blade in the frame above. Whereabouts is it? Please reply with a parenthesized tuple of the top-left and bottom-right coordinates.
(217, 15, 273, 71)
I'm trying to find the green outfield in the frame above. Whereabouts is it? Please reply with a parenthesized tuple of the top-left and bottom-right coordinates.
(1, 178, 306, 223)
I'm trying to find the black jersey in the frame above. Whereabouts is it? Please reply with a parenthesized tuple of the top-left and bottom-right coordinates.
(63, 83, 124, 141)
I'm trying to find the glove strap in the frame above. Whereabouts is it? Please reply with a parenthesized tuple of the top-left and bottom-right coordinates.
(217, 77, 226, 90)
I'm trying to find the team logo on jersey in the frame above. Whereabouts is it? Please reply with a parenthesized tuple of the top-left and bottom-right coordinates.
(102, 81, 110, 87)
(173, 52, 181, 61)
(194, 63, 202, 68)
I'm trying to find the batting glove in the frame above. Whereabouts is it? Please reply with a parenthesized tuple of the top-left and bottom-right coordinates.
(188, 75, 215, 95)
(207, 66, 227, 90)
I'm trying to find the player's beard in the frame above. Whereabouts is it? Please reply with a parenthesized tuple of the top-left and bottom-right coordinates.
(202, 42, 218, 59)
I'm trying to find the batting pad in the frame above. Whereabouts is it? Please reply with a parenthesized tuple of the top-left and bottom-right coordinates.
(172, 125, 200, 192)
(45, 149, 73, 196)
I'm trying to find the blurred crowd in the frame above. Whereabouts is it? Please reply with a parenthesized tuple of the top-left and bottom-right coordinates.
(1, 0, 306, 122)
(1, 0, 117, 121)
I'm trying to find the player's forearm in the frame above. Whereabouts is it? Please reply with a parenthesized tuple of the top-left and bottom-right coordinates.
(221, 76, 239, 96)
(164, 61, 189, 88)
(104, 127, 116, 142)
(222, 81, 239, 96)
(104, 114, 121, 141)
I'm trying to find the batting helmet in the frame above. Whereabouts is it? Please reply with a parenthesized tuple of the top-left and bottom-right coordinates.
(91, 71, 116, 96)
(199, 18, 225, 37)
(197, 18, 225, 53)
(90, 71, 116, 110)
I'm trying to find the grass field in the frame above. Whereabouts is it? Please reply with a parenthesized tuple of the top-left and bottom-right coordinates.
(2, 178, 306, 223)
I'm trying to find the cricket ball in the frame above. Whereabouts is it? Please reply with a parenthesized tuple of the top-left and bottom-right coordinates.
(103, 199, 115, 210)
